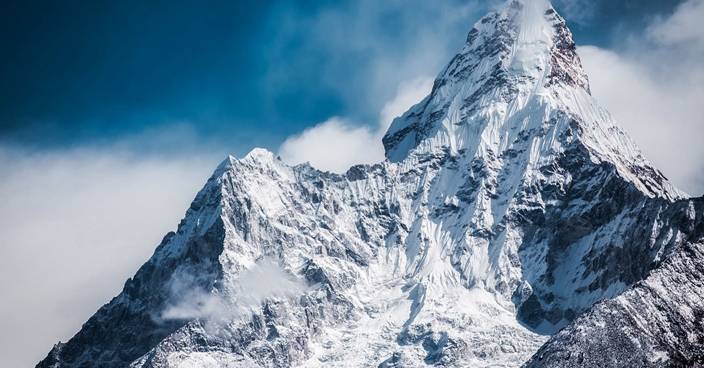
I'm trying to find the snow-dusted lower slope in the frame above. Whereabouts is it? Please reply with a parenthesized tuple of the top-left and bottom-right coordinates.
(38, 1, 702, 367)
(524, 212, 704, 367)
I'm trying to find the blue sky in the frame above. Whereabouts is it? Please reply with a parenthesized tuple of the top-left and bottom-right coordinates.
(0, 0, 686, 154)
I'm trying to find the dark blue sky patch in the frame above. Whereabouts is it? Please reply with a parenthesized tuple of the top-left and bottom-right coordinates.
(0, 0, 686, 154)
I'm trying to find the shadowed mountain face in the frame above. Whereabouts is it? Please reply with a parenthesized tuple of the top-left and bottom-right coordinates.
(38, 1, 703, 367)
(525, 235, 704, 368)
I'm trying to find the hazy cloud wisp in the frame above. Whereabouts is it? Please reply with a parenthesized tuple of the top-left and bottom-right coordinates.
(278, 77, 433, 173)
(160, 258, 309, 332)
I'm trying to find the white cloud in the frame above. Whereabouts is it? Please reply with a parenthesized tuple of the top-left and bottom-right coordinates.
(0, 142, 219, 367)
(379, 77, 435, 132)
(278, 117, 382, 173)
(278, 77, 433, 173)
(578, 0, 704, 195)
(647, 0, 704, 51)
(160, 258, 309, 333)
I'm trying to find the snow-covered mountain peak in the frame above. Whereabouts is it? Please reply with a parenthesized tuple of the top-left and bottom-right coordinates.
(227, 148, 296, 184)
(485, 0, 558, 76)
(460, 0, 589, 92)
(243, 147, 276, 162)
(38, 2, 702, 367)
(382, 0, 587, 161)
(382, 0, 680, 200)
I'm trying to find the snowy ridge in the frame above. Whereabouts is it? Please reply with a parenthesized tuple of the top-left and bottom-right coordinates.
(38, 1, 702, 367)
(524, 208, 704, 367)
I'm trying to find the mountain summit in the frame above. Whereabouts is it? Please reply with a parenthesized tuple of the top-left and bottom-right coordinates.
(383, 0, 678, 199)
(39, 1, 703, 367)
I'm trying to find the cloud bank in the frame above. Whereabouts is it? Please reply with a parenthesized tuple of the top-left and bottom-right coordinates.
(579, 0, 704, 195)
(0, 139, 218, 367)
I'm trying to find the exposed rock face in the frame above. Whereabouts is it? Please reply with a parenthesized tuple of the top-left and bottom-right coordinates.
(524, 220, 704, 368)
(38, 1, 703, 367)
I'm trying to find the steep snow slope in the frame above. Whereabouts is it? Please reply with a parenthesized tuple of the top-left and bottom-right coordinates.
(38, 1, 701, 367)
